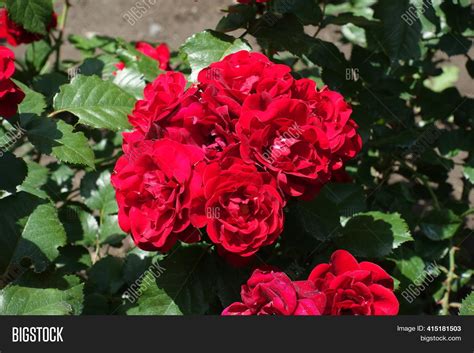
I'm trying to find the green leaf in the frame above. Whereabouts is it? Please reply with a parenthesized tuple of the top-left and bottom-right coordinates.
(78, 55, 121, 80)
(273, 0, 322, 25)
(116, 45, 164, 82)
(113, 68, 145, 99)
(216, 4, 256, 32)
(52, 75, 135, 131)
(99, 214, 126, 245)
(420, 209, 462, 241)
(423, 65, 459, 93)
(320, 183, 366, 219)
(390, 248, 426, 283)
(370, 0, 421, 62)
(215, 260, 248, 308)
(0, 151, 28, 193)
(18, 161, 49, 199)
(80, 171, 118, 215)
(0, 280, 83, 315)
(0, 193, 43, 274)
(59, 206, 99, 246)
(32, 73, 69, 105)
(123, 249, 155, 286)
(459, 292, 474, 315)
(12, 203, 67, 272)
(296, 199, 341, 242)
(22, 116, 95, 168)
(14, 80, 47, 115)
(25, 40, 54, 73)
(438, 33, 471, 56)
(127, 245, 215, 315)
(464, 165, 474, 184)
(180, 30, 251, 81)
(68, 34, 117, 55)
(56, 245, 92, 274)
(6, 0, 53, 35)
(87, 256, 124, 294)
(337, 211, 413, 258)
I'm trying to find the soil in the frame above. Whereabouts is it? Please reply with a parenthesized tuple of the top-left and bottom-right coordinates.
(64, 0, 229, 57)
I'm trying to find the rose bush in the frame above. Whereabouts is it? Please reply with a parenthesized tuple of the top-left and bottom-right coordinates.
(0, 0, 472, 317)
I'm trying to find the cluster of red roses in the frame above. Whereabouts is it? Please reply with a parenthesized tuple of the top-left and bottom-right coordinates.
(112, 50, 362, 263)
(0, 8, 57, 47)
(0, 46, 24, 118)
(223, 250, 399, 316)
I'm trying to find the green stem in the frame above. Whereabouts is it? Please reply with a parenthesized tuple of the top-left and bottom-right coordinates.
(441, 247, 457, 315)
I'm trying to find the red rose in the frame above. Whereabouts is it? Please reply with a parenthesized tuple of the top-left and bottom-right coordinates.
(135, 41, 170, 70)
(222, 269, 325, 315)
(237, 94, 332, 200)
(111, 138, 205, 252)
(0, 9, 57, 46)
(309, 250, 399, 315)
(198, 50, 294, 118)
(0, 79, 25, 118)
(128, 71, 196, 133)
(0, 46, 15, 80)
(128, 71, 236, 161)
(292, 79, 362, 173)
(0, 46, 24, 118)
(198, 157, 284, 258)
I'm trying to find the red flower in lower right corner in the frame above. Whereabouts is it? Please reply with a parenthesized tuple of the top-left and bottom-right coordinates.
(309, 250, 399, 315)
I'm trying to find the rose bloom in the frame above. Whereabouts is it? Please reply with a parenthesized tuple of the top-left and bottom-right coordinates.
(0, 9, 57, 46)
(128, 71, 196, 133)
(222, 269, 325, 315)
(196, 157, 284, 259)
(309, 250, 399, 315)
(237, 94, 332, 200)
(0, 46, 24, 118)
(198, 51, 294, 118)
(135, 41, 170, 70)
(291, 78, 362, 174)
(128, 71, 238, 161)
(111, 138, 206, 252)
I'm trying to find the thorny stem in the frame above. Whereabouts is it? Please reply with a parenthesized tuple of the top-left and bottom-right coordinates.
(440, 247, 458, 315)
